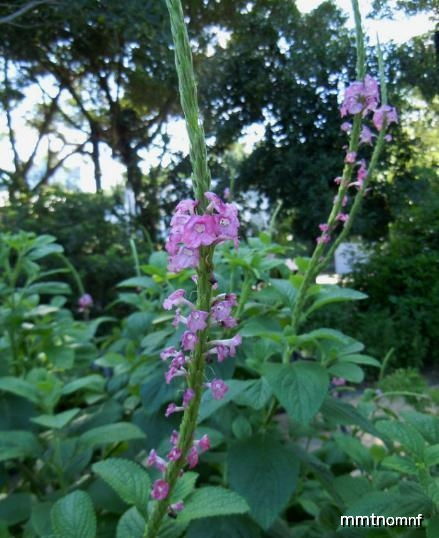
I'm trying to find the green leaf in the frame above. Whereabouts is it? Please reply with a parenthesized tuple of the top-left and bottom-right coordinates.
(25, 305, 60, 317)
(338, 354, 380, 367)
(264, 362, 329, 424)
(296, 328, 350, 346)
(80, 422, 145, 448)
(140, 371, 178, 415)
(46, 347, 75, 369)
(270, 278, 297, 307)
(117, 276, 155, 288)
(334, 434, 373, 470)
(31, 408, 81, 429)
(141, 330, 172, 353)
(306, 286, 367, 316)
(425, 445, 439, 467)
(180, 487, 249, 523)
(0, 493, 31, 526)
(25, 282, 71, 296)
(51, 491, 96, 538)
(92, 458, 151, 511)
(294, 257, 311, 274)
(239, 316, 282, 339)
(329, 362, 364, 383)
(320, 396, 383, 438)
(62, 375, 105, 396)
(186, 516, 261, 538)
(333, 476, 372, 505)
(402, 410, 439, 445)
(233, 378, 272, 410)
(0, 377, 40, 404)
(0, 431, 42, 461)
(116, 507, 145, 538)
(376, 420, 425, 459)
(227, 434, 299, 529)
(170, 472, 198, 503)
(198, 380, 252, 423)
(381, 455, 418, 475)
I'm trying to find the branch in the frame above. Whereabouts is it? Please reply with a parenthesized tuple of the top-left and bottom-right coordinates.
(0, 0, 56, 24)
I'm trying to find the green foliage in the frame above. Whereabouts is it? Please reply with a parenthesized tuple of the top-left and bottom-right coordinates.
(51, 491, 97, 538)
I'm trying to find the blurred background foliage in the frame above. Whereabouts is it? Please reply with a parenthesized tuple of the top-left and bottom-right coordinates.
(0, 0, 437, 370)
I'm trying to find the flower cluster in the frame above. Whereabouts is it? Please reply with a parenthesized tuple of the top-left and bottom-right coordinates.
(317, 74, 397, 244)
(148, 192, 242, 509)
(166, 192, 239, 273)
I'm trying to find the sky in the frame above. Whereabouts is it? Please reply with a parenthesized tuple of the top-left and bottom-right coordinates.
(0, 0, 435, 197)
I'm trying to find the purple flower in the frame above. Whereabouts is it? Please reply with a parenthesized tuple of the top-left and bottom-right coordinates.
(174, 199, 198, 215)
(209, 334, 242, 362)
(344, 151, 357, 164)
(168, 246, 200, 273)
(160, 346, 178, 361)
(167, 446, 182, 461)
(165, 403, 184, 417)
(341, 121, 352, 132)
(211, 299, 234, 322)
(360, 125, 374, 145)
(207, 379, 229, 400)
(332, 377, 346, 387)
(336, 213, 349, 223)
(187, 310, 208, 332)
(373, 105, 398, 131)
(163, 289, 189, 310)
(183, 388, 195, 407)
(165, 366, 186, 385)
(182, 331, 198, 351)
(170, 430, 179, 446)
(316, 233, 331, 244)
(319, 223, 329, 233)
(340, 74, 379, 117)
(151, 479, 169, 500)
(187, 446, 199, 468)
(169, 501, 184, 514)
(195, 434, 210, 453)
(78, 293, 93, 311)
(147, 449, 167, 472)
(182, 215, 218, 248)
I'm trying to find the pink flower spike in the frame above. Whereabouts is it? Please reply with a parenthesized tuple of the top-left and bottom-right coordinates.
(182, 215, 218, 248)
(340, 74, 379, 117)
(165, 403, 184, 417)
(207, 378, 229, 400)
(146, 449, 168, 472)
(344, 151, 357, 164)
(183, 388, 195, 407)
(187, 310, 209, 332)
(318, 223, 329, 233)
(167, 446, 182, 462)
(152, 479, 169, 500)
(187, 446, 199, 468)
(182, 331, 198, 351)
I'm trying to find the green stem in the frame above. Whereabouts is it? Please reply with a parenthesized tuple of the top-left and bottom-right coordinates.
(144, 1, 214, 536)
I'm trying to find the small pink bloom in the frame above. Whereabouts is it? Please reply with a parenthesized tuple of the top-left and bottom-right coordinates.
(373, 105, 398, 131)
(316, 233, 331, 244)
(342, 195, 348, 207)
(147, 449, 167, 472)
(183, 388, 195, 407)
(174, 199, 198, 215)
(169, 501, 184, 513)
(334, 176, 343, 185)
(152, 479, 169, 500)
(187, 310, 208, 332)
(170, 353, 186, 369)
(187, 446, 199, 468)
(344, 151, 357, 164)
(209, 334, 242, 361)
(163, 289, 190, 310)
(207, 378, 229, 400)
(170, 430, 179, 446)
(167, 446, 182, 461)
(168, 246, 200, 273)
(336, 213, 349, 222)
(340, 74, 379, 117)
(340, 122, 352, 132)
(385, 134, 392, 142)
(78, 293, 93, 311)
(196, 434, 211, 453)
(332, 377, 346, 387)
(360, 125, 374, 144)
(205, 191, 227, 213)
(165, 366, 186, 385)
(165, 403, 184, 417)
(319, 223, 329, 233)
(182, 331, 198, 351)
(182, 215, 217, 248)
(160, 347, 178, 361)
(223, 187, 231, 199)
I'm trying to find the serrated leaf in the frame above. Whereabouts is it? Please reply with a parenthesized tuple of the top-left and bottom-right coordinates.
(80, 422, 145, 448)
(0, 431, 42, 461)
(31, 408, 80, 429)
(92, 458, 151, 511)
(0, 493, 31, 525)
(306, 286, 367, 316)
(381, 455, 418, 475)
(140, 371, 178, 415)
(233, 378, 272, 410)
(329, 362, 364, 383)
(264, 362, 329, 424)
(425, 445, 439, 467)
(227, 435, 299, 529)
(376, 420, 425, 459)
(186, 515, 261, 538)
(116, 507, 145, 538)
(117, 276, 155, 288)
(0, 377, 40, 404)
(296, 328, 350, 346)
(51, 491, 96, 538)
(334, 434, 373, 470)
(170, 472, 198, 503)
(239, 316, 282, 338)
(270, 279, 297, 307)
(180, 487, 249, 523)
(320, 396, 383, 438)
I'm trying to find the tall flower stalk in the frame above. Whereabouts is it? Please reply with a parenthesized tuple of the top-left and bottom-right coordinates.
(143, 1, 241, 536)
(284, 0, 397, 361)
